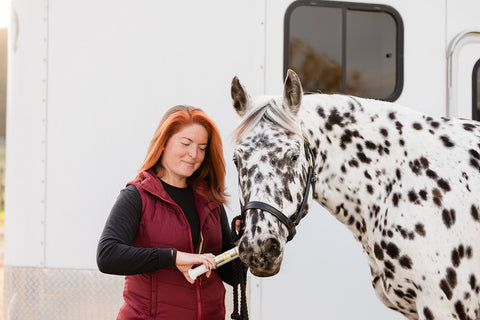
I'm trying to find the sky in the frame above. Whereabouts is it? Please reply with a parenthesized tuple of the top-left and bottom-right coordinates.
(0, 0, 10, 28)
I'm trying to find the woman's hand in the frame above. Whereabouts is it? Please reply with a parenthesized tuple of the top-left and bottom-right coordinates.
(175, 251, 217, 284)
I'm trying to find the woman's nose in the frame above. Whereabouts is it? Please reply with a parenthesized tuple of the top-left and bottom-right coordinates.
(188, 146, 198, 158)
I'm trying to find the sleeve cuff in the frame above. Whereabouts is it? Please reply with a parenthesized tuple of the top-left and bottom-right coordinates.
(171, 248, 177, 266)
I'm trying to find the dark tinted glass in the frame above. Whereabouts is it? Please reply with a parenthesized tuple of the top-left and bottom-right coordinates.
(286, 2, 402, 101)
(346, 10, 396, 99)
(288, 6, 342, 94)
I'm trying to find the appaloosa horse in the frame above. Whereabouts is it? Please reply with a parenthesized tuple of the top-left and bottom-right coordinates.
(230, 70, 480, 320)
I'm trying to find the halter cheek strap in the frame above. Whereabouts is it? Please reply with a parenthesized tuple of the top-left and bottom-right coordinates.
(241, 141, 316, 242)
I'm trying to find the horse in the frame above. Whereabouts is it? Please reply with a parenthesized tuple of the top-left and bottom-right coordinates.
(230, 69, 480, 320)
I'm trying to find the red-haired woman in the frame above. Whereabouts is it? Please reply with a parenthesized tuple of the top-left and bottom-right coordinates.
(97, 106, 235, 320)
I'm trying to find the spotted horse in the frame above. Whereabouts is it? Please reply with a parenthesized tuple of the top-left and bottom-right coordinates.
(230, 69, 480, 320)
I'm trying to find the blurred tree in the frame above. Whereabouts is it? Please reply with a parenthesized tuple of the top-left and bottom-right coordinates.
(289, 37, 367, 96)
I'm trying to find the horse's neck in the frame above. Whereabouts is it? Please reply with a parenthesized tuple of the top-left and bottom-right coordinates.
(301, 95, 397, 240)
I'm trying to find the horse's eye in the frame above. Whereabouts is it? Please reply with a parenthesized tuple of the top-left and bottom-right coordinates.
(290, 154, 299, 162)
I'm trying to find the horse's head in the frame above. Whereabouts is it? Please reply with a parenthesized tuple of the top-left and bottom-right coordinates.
(231, 70, 316, 276)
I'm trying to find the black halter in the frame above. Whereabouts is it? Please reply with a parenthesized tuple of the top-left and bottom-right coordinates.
(241, 141, 317, 242)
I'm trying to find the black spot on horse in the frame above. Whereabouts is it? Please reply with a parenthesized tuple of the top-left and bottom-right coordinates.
(437, 179, 451, 192)
(469, 149, 480, 159)
(442, 209, 456, 229)
(423, 307, 434, 320)
(317, 107, 326, 118)
(392, 193, 401, 207)
(366, 185, 374, 194)
(469, 274, 477, 290)
(340, 130, 353, 149)
(452, 247, 461, 268)
(412, 122, 423, 130)
(386, 242, 400, 259)
(384, 260, 395, 272)
(426, 169, 438, 180)
(415, 223, 426, 236)
(380, 128, 388, 137)
(399, 255, 413, 269)
(348, 159, 359, 167)
(326, 109, 344, 130)
(395, 121, 403, 135)
(408, 190, 418, 203)
(357, 152, 371, 164)
(430, 121, 440, 129)
(364, 170, 372, 180)
(463, 123, 475, 131)
(254, 172, 264, 184)
(454, 300, 467, 320)
(466, 246, 472, 259)
(432, 188, 442, 207)
(470, 158, 480, 172)
(374, 243, 384, 260)
(420, 157, 429, 168)
(439, 135, 455, 148)
(419, 189, 428, 200)
(446, 267, 457, 288)
(395, 168, 401, 180)
(439, 279, 453, 300)
(365, 140, 376, 150)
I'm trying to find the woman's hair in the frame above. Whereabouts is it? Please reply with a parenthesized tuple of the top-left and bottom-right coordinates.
(137, 105, 227, 205)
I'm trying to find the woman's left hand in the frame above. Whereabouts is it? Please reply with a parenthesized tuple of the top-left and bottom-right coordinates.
(175, 251, 217, 284)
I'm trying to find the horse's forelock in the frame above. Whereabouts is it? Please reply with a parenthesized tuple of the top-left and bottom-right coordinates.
(233, 98, 302, 144)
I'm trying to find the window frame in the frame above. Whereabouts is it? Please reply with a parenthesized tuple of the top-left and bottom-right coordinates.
(284, 0, 404, 101)
(472, 58, 480, 121)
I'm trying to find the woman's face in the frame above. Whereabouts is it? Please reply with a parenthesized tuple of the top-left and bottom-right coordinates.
(160, 123, 208, 187)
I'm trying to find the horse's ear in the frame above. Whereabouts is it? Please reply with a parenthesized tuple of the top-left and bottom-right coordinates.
(283, 69, 303, 115)
(231, 76, 250, 116)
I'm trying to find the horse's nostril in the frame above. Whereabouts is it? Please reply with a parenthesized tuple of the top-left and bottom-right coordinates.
(250, 255, 260, 265)
(264, 238, 281, 259)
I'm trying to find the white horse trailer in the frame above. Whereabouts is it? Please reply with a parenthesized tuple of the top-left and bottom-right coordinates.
(4, 0, 480, 319)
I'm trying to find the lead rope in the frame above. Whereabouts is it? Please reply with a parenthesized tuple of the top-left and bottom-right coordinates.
(230, 216, 249, 320)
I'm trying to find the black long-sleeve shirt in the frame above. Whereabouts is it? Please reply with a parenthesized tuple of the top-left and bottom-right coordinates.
(96, 184, 236, 285)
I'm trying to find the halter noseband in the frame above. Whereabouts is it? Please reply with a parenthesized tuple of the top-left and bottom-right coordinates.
(241, 141, 317, 242)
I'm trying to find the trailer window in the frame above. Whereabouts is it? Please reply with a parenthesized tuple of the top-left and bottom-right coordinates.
(473, 59, 480, 121)
(284, 1, 404, 101)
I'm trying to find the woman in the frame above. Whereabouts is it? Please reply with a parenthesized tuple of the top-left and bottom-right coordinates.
(97, 105, 235, 320)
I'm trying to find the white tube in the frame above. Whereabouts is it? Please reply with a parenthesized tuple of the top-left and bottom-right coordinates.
(188, 247, 239, 281)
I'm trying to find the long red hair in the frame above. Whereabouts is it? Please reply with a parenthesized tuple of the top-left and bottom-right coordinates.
(137, 105, 227, 205)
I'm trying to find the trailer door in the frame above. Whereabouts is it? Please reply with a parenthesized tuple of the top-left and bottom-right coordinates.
(447, 31, 480, 119)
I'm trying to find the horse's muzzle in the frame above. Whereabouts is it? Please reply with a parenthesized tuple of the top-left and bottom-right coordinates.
(238, 236, 283, 277)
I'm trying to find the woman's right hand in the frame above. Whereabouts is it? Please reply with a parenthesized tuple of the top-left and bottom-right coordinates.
(175, 251, 217, 284)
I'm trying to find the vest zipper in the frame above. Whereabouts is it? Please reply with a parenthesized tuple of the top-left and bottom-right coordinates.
(196, 282, 202, 320)
(197, 232, 204, 254)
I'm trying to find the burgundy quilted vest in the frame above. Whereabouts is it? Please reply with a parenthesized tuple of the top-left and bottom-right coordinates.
(117, 169, 225, 320)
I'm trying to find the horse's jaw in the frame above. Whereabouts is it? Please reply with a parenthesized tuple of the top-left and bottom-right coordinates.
(239, 253, 283, 277)
(249, 266, 281, 277)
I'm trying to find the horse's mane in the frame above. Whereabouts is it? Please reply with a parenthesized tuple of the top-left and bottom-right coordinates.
(232, 98, 303, 144)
